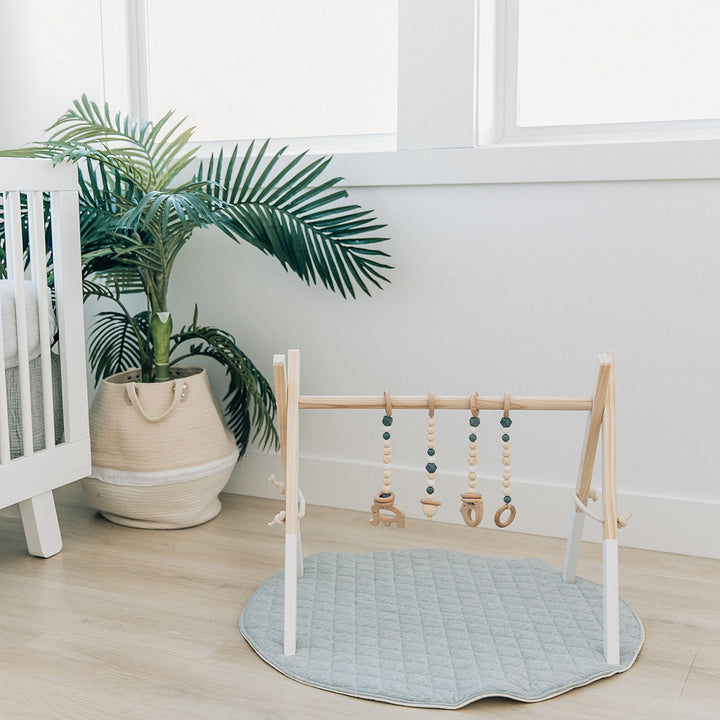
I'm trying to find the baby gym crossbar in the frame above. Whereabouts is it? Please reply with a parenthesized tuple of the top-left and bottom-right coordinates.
(273, 349, 624, 664)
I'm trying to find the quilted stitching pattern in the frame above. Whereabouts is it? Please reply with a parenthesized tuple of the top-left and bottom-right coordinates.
(239, 550, 644, 708)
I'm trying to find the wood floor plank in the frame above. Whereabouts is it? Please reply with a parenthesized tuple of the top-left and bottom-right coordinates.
(0, 482, 717, 719)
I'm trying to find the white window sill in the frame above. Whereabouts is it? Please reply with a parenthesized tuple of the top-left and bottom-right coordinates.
(325, 138, 720, 188)
(194, 136, 720, 188)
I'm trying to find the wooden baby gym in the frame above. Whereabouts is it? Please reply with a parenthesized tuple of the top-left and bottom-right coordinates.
(238, 349, 643, 709)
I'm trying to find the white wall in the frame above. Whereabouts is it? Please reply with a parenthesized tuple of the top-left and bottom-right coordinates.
(169, 173, 720, 559)
(0, 1, 104, 148)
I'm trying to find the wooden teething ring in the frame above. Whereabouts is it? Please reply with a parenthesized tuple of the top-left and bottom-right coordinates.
(494, 503, 516, 528)
(461, 491, 483, 527)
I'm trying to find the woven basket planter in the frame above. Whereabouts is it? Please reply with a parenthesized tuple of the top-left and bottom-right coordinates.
(82, 367, 239, 529)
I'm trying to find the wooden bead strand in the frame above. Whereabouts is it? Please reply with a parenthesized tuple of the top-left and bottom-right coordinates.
(420, 391, 441, 519)
(460, 391, 484, 527)
(369, 391, 405, 528)
(494, 391, 517, 528)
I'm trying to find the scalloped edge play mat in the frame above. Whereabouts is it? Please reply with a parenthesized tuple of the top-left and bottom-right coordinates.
(239, 548, 644, 708)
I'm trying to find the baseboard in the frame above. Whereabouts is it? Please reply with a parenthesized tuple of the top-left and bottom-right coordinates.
(227, 451, 720, 560)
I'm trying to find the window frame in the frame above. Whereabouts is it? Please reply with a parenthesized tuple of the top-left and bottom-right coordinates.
(101, 0, 720, 186)
(498, 0, 720, 144)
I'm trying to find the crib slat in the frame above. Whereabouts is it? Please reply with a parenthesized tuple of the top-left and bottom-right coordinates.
(0, 194, 10, 463)
(28, 191, 56, 450)
(6, 191, 35, 457)
(50, 190, 89, 445)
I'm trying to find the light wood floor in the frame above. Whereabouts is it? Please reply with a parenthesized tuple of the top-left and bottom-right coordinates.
(0, 483, 718, 719)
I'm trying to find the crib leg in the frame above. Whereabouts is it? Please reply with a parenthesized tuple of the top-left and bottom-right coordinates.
(18, 490, 63, 558)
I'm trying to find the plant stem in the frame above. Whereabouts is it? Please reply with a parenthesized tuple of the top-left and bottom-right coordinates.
(150, 311, 173, 381)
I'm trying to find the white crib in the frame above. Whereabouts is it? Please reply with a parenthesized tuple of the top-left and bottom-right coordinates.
(0, 158, 91, 557)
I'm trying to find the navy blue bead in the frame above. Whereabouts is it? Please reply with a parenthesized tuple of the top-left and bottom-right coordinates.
(504, 495, 512, 503)
(469, 416, 480, 427)
(502, 433, 510, 442)
(468, 433, 477, 442)
(427, 447, 435, 456)
(380, 492, 391, 498)
(382, 415, 393, 426)
(426, 486, 435, 494)
(500, 416, 512, 428)
(425, 462, 437, 474)
(383, 431, 391, 440)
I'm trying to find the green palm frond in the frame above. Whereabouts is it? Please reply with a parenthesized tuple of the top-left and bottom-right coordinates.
(199, 142, 391, 298)
(169, 319, 277, 455)
(45, 95, 199, 190)
(87, 310, 151, 385)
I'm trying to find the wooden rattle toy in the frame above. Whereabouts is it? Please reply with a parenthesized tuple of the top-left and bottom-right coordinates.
(460, 390, 484, 527)
(420, 391, 442, 519)
(370, 391, 406, 528)
(494, 391, 517, 528)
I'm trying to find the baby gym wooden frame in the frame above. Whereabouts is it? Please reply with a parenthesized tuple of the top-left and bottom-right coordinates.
(273, 349, 624, 665)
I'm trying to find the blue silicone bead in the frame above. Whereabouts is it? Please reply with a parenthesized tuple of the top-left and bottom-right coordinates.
(380, 492, 391, 498)
(502, 433, 510, 442)
(383, 431, 391, 440)
(427, 447, 435, 456)
(504, 495, 512, 504)
(500, 416, 512, 428)
(468, 433, 477, 442)
(469, 416, 480, 427)
(382, 415, 393, 427)
(426, 486, 435, 494)
(425, 462, 437, 474)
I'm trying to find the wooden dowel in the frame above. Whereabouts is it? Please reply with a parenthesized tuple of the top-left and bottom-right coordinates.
(298, 395, 592, 411)
(284, 350, 301, 535)
(575, 355, 612, 508)
(273, 354, 288, 479)
(602, 351, 618, 540)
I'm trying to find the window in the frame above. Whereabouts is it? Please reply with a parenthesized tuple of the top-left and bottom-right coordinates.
(500, 0, 720, 140)
(144, 0, 398, 143)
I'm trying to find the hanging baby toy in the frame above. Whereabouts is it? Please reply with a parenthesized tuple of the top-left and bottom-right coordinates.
(420, 391, 442, 519)
(495, 391, 517, 528)
(460, 390, 484, 527)
(370, 391, 406, 527)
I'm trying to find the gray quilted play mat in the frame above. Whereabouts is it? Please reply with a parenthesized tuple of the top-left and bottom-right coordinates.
(239, 549, 644, 708)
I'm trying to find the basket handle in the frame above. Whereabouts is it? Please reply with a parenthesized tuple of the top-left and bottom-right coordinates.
(125, 378, 186, 423)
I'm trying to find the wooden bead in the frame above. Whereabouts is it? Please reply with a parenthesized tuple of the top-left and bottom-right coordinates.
(382, 456, 391, 464)
(503, 479, 511, 488)
(502, 458, 511, 466)
(383, 439, 391, 448)
(384, 478, 392, 486)
(468, 458, 478, 466)
(469, 441, 477, 450)
(427, 441, 435, 448)
(383, 470, 391, 478)
(469, 481, 477, 489)
(428, 417, 436, 427)
(469, 449, 477, 458)
(468, 472, 476, 481)
(502, 441, 510, 449)
(503, 472, 511, 480)
(427, 472, 436, 479)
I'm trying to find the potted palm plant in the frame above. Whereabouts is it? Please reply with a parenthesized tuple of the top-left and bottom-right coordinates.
(10, 96, 390, 528)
